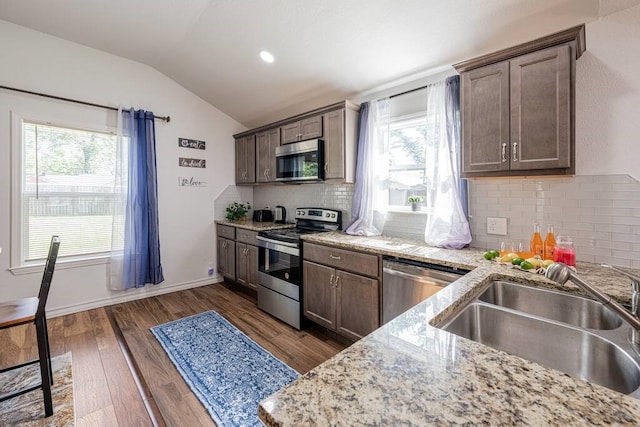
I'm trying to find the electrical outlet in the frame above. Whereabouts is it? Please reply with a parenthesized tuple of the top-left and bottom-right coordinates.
(487, 217, 508, 235)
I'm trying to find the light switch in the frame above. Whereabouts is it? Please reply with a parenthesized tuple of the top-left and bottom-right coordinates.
(487, 217, 508, 235)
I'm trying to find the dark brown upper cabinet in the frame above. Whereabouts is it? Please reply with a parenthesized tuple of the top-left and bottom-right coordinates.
(454, 24, 585, 178)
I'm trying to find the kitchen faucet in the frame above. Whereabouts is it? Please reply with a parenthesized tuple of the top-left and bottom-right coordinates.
(546, 263, 640, 347)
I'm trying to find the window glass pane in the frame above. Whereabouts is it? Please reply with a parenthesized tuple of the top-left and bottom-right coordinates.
(388, 117, 427, 206)
(22, 122, 117, 262)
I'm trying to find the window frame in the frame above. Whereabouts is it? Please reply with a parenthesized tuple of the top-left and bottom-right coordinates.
(386, 112, 430, 213)
(10, 110, 117, 275)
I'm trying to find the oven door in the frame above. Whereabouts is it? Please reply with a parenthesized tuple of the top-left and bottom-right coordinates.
(257, 237, 300, 291)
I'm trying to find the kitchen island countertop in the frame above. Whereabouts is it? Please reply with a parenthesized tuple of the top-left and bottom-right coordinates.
(259, 231, 640, 426)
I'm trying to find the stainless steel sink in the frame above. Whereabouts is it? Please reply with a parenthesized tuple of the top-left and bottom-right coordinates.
(478, 280, 622, 330)
(437, 281, 640, 397)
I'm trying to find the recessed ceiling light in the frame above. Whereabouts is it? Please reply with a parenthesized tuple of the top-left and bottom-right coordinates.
(260, 50, 274, 64)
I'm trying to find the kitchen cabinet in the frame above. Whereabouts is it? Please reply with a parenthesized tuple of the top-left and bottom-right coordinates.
(323, 108, 358, 182)
(256, 128, 280, 183)
(235, 228, 259, 290)
(235, 134, 256, 184)
(303, 242, 380, 340)
(281, 115, 322, 144)
(217, 237, 236, 281)
(454, 24, 585, 178)
(233, 101, 360, 184)
(236, 243, 258, 289)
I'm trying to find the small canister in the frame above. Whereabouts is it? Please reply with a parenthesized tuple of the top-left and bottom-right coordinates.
(553, 236, 576, 267)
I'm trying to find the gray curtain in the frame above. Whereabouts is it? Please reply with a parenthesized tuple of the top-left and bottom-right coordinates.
(445, 75, 469, 219)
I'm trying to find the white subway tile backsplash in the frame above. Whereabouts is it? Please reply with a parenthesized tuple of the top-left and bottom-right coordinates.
(470, 174, 640, 266)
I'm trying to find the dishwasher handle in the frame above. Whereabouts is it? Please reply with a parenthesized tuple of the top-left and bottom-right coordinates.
(383, 260, 466, 287)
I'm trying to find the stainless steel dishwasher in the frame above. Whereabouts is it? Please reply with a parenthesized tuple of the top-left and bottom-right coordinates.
(382, 257, 470, 324)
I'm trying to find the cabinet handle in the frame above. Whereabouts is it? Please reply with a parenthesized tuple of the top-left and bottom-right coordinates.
(222, 241, 226, 248)
(512, 142, 518, 162)
(501, 143, 507, 163)
(329, 274, 334, 288)
(329, 254, 341, 260)
(335, 275, 341, 289)
(324, 162, 328, 172)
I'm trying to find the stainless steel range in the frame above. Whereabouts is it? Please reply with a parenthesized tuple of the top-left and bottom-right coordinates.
(256, 208, 342, 329)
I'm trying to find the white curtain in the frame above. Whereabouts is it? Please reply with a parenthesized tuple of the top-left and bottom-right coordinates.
(423, 80, 472, 248)
(345, 99, 390, 236)
(109, 108, 127, 290)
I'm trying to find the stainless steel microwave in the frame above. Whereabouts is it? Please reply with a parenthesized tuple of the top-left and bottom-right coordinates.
(275, 139, 325, 182)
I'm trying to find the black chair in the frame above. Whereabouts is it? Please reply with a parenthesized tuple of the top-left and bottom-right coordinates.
(0, 236, 60, 417)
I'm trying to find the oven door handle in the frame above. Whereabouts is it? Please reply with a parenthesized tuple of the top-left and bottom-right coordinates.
(256, 236, 300, 256)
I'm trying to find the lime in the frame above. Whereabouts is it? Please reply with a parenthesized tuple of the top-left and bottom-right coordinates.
(483, 251, 495, 260)
(525, 258, 541, 268)
(512, 257, 525, 266)
(520, 261, 534, 270)
(489, 250, 500, 258)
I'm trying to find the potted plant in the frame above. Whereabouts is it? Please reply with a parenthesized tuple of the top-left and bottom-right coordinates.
(226, 201, 251, 221)
(407, 195, 423, 212)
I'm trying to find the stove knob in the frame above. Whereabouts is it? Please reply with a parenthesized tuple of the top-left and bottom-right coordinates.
(325, 213, 330, 218)
(331, 213, 336, 218)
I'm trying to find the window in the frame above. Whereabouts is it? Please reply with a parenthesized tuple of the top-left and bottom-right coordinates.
(13, 117, 117, 266)
(388, 114, 429, 209)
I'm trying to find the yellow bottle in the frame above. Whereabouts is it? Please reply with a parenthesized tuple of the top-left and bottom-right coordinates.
(530, 222, 543, 258)
(543, 224, 556, 260)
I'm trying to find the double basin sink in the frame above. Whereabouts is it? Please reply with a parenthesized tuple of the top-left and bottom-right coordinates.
(436, 280, 640, 397)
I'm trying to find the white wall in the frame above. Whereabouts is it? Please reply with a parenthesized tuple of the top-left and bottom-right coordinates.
(0, 20, 245, 316)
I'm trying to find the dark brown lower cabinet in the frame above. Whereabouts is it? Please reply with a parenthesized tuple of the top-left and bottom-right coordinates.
(236, 242, 258, 290)
(217, 237, 236, 281)
(303, 260, 379, 341)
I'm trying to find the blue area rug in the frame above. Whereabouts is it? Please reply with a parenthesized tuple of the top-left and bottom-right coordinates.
(151, 310, 299, 426)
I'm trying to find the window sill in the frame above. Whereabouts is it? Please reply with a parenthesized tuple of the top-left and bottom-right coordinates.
(10, 254, 109, 276)
(387, 207, 429, 215)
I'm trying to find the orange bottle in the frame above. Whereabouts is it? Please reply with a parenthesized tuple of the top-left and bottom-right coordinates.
(543, 224, 556, 260)
(530, 222, 543, 258)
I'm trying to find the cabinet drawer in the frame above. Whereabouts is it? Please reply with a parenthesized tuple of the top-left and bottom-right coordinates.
(303, 242, 379, 278)
(236, 229, 258, 245)
(217, 224, 235, 240)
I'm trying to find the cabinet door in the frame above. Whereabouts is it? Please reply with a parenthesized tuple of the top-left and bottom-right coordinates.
(510, 45, 571, 170)
(235, 135, 256, 184)
(323, 110, 345, 180)
(281, 122, 301, 144)
(336, 270, 379, 341)
(247, 244, 259, 290)
(300, 115, 323, 140)
(461, 61, 510, 173)
(256, 128, 280, 182)
(236, 242, 249, 286)
(303, 261, 336, 330)
(217, 238, 236, 280)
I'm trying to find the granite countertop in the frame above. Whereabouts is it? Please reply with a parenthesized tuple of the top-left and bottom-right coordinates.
(215, 219, 295, 231)
(259, 231, 640, 426)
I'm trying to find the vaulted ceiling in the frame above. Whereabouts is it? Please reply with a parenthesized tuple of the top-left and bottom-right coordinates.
(1, 0, 637, 128)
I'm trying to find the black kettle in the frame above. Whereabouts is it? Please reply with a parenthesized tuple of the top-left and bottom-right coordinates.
(274, 206, 287, 224)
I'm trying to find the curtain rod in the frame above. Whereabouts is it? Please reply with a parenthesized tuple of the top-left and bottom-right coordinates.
(0, 84, 170, 122)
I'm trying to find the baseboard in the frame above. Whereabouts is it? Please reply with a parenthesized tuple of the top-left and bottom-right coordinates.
(47, 274, 225, 318)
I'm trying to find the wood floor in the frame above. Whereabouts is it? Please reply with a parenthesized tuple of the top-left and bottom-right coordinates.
(0, 282, 348, 426)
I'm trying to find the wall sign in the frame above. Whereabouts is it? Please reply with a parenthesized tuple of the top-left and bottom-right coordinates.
(178, 176, 207, 187)
(178, 137, 206, 150)
(179, 157, 206, 168)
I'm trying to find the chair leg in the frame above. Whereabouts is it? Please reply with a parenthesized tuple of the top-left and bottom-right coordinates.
(44, 316, 53, 385)
(36, 318, 53, 417)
